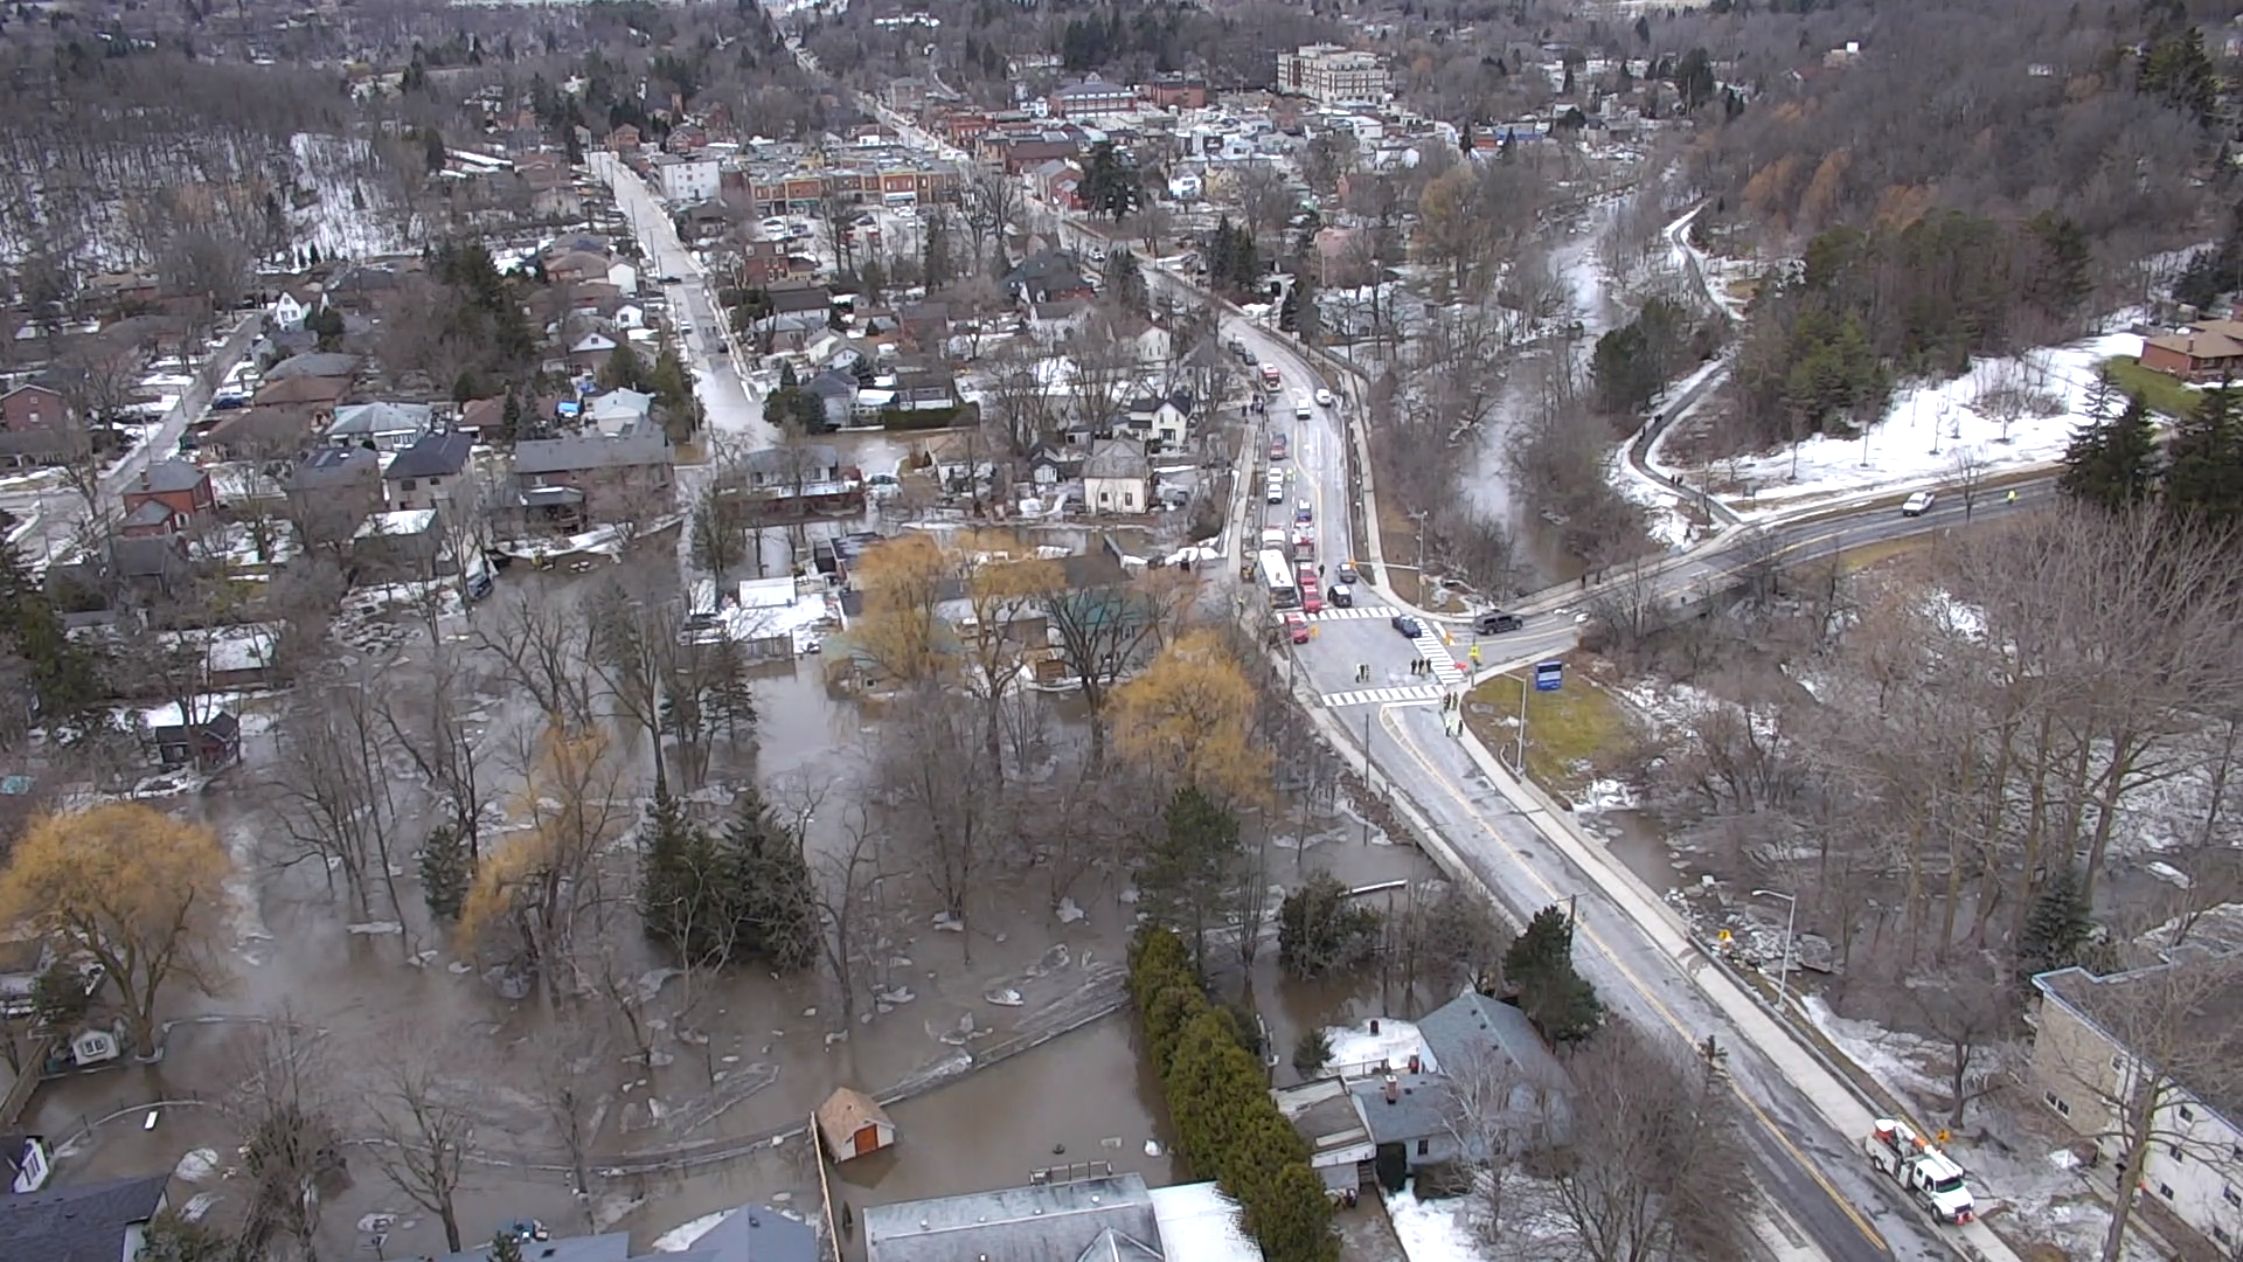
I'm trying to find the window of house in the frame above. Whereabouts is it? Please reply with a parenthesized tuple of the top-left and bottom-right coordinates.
(2180, 1105, 2195, 1122)
(1416, 1139, 1429, 1157)
(400, 479, 417, 491)
(2111, 1055, 2125, 1072)
(2224, 1185, 2241, 1209)
(2216, 1226, 2232, 1246)
(2157, 1182, 2174, 1201)
(1124, 492, 1136, 508)
(2044, 1091, 2071, 1116)
(2167, 1143, 2184, 1162)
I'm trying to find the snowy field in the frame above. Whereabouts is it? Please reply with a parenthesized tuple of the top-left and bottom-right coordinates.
(1654, 326, 2149, 513)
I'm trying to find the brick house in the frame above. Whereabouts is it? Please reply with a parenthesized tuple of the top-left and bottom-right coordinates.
(2139, 321, 2243, 382)
(0, 383, 68, 433)
(1139, 75, 1210, 110)
(119, 460, 215, 538)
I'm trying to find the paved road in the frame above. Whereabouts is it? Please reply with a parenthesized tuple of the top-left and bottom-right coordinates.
(2, 313, 264, 567)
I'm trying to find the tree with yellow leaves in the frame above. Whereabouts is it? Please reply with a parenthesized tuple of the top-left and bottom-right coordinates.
(851, 533, 952, 687)
(1111, 629, 1271, 808)
(0, 802, 233, 1057)
(462, 723, 631, 1002)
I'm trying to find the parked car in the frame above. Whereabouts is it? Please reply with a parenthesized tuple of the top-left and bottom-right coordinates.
(1901, 491, 1936, 517)
(1329, 584, 1353, 608)
(1391, 613, 1423, 638)
(1284, 610, 1311, 644)
(1475, 611, 1525, 634)
(657, 273, 683, 284)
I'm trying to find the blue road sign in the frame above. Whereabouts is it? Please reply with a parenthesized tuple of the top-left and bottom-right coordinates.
(1533, 660, 1564, 692)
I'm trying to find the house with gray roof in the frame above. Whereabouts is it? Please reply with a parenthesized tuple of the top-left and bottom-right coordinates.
(1083, 438, 1150, 515)
(512, 425, 675, 527)
(328, 401, 433, 452)
(288, 445, 383, 549)
(865, 1173, 1162, 1262)
(0, 1171, 170, 1262)
(427, 1202, 816, 1262)
(264, 351, 361, 382)
(385, 430, 477, 512)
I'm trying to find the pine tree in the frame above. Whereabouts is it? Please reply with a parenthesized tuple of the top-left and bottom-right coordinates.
(1501, 904, 1604, 1042)
(599, 339, 648, 392)
(641, 788, 725, 961)
(1106, 248, 1147, 317)
(719, 788, 819, 971)
(419, 823, 471, 920)
(2164, 381, 2242, 523)
(1141, 787, 1245, 971)
(2016, 864, 2095, 982)
(490, 1233, 525, 1262)
(0, 542, 104, 728)
(499, 392, 523, 443)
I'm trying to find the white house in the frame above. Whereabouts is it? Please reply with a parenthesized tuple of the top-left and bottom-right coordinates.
(271, 285, 322, 331)
(1083, 438, 1150, 514)
(607, 261, 640, 295)
(1124, 391, 1195, 449)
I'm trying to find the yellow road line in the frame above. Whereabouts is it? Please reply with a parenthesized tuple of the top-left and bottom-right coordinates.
(1376, 704, 1887, 1256)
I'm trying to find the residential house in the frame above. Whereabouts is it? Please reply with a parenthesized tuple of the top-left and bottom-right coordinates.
(1029, 159, 1086, 213)
(1027, 298, 1091, 344)
(547, 250, 615, 286)
(757, 285, 836, 336)
(0, 383, 68, 433)
(568, 331, 619, 374)
(353, 509, 453, 580)
(384, 430, 476, 512)
(607, 261, 640, 295)
(287, 444, 383, 549)
(1005, 251, 1095, 304)
(323, 265, 405, 317)
(457, 397, 508, 437)
(815, 1087, 897, 1162)
(143, 703, 241, 768)
(2140, 321, 2243, 382)
(425, 1201, 816, 1262)
(585, 388, 656, 435)
(106, 532, 192, 597)
(271, 284, 324, 331)
(1139, 75, 1209, 110)
(896, 302, 951, 350)
(1047, 77, 1137, 119)
(803, 370, 862, 431)
(0, 1172, 171, 1260)
(1123, 391, 1195, 449)
(251, 375, 350, 428)
(2030, 959, 2243, 1252)
(979, 128, 1081, 174)
(1083, 438, 1151, 514)
(163, 622, 283, 691)
(1028, 442, 1083, 486)
(512, 426, 677, 527)
(203, 404, 323, 461)
(738, 444, 864, 515)
(119, 461, 215, 538)
(327, 401, 432, 452)
(608, 123, 642, 152)
(265, 351, 360, 382)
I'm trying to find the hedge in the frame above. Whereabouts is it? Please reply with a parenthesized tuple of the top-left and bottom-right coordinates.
(1129, 927, 1338, 1262)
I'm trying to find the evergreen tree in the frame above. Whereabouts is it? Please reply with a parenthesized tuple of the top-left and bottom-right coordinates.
(1106, 247, 1147, 317)
(2164, 381, 2243, 524)
(419, 823, 471, 920)
(2060, 395, 2159, 512)
(719, 788, 819, 971)
(1276, 873, 1380, 977)
(1501, 905, 1604, 1043)
(598, 339, 648, 392)
(499, 392, 523, 443)
(1208, 216, 1237, 294)
(2016, 864, 2095, 982)
(1290, 1027, 1332, 1078)
(641, 787, 722, 958)
(921, 210, 955, 290)
(0, 542, 104, 729)
(490, 1232, 525, 1262)
(1139, 786, 1244, 971)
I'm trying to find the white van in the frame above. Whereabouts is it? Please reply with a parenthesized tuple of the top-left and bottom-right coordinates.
(1294, 399, 1312, 421)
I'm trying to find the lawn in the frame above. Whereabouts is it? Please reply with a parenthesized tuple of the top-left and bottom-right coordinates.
(2102, 355, 2200, 420)
(1464, 656, 1632, 798)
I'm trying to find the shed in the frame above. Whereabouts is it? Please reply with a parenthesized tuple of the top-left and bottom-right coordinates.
(816, 1086, 895, 1161)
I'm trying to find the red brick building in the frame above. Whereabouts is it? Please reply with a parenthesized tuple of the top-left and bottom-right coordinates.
(0, 383, 68, 432)
(2140, 320, 2243, 382)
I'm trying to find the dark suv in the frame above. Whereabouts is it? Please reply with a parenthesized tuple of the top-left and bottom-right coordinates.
(1475, 611, 1525, 634)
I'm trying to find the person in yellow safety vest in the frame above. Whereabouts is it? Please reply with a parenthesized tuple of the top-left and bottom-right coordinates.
(2006, 489, 2018, 504)
(1468, 644, 1481, 665)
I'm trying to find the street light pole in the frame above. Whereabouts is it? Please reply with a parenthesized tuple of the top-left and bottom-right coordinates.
(1752, 888, 1798, 1008)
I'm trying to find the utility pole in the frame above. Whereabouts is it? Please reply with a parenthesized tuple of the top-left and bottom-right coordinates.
(1514, 672, 1529, 776)
(1753, 888, 1798, 1008)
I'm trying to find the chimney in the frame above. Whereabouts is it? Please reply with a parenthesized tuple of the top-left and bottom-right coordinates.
(1384, 1074, 1400, 1104)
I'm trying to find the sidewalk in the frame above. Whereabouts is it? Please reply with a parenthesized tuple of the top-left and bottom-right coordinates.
(1436, 674, 2026, 1262)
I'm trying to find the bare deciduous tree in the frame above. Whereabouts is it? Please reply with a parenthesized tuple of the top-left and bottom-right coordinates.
(367, 1055, 480, 1253)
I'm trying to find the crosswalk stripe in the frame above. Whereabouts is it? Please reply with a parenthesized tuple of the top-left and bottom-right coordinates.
(1319, 685, 1443, 708)
(1307, 606, 1385, 621)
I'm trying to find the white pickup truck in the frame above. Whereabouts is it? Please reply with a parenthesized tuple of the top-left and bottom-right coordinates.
(1864, 1119, 1976, 1224)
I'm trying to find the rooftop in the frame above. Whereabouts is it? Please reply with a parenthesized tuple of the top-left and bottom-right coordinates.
(0, 1172, 169, 1262)
(864, 1173, 1159, 1262)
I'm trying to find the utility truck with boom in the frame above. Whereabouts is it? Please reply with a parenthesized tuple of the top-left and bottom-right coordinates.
(1864, 1119, 1976, 1224)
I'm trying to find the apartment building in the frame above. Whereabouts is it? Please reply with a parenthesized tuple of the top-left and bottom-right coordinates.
(1277, 44, 1391, 105)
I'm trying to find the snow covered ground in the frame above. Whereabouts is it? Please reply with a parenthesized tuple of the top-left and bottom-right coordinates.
(1384, 1186, 1480, 1262)
(1654, 326, 2147, 513)
(1149, 1182, 1264, 1262)
(1323, 1016, 1432, 1076)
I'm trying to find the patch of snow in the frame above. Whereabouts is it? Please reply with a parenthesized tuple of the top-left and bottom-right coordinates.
(1674, 325, 2146, 508)
(1383, 1186, 1480, 1262)
(1323, 1017, 1432, 1077)
(174, 1148, 220, 1182)
(1575, 778, 1637, 813)
(1148, 1182, 1263, 1262)
(1802, 995, 1947, 1113)
(651, 1209, 731, 1252)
